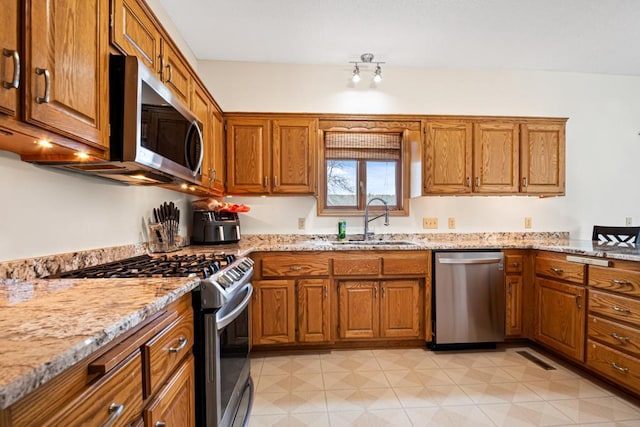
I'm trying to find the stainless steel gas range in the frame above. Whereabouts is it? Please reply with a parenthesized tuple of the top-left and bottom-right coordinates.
(51, 252, 255, 427)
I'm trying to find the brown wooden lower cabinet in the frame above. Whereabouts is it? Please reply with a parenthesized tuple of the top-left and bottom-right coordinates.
(337, 280, 422, 340)
(297, 279, 331, 343)
(506, 274, 523, 337)
(534, 277, 586, 362)
(252, 279, 296, 345)
(587, 340, 640, 395)
(144, 354, 195, 427)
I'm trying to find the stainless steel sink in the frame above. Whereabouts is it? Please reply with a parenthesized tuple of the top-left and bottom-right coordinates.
(329, 240, 419, 246)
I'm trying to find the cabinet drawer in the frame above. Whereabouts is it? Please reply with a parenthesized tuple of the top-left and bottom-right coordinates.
(535, 256, 585, 284)
(144, 309, 194, 397)
(589, 289, 640, 327)
(588, 315, 640, 358)
(261, 254, 330, 277)
(589, 266, 640, 297)
(382, 253, 429, 275)
(50, 351, 143, 427)
(505, 255, 524, 273)
(333, 256, 380, 276)
(587, 339, 640, 395)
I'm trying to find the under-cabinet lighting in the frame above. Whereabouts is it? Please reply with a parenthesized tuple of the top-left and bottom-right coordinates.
(36, 139, 53, 148)
(75, 152, 90, 159)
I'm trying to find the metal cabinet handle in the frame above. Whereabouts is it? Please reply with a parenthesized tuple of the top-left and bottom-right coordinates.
(522, 176, 528, 187)
(611, 279, 632, 285)
(550, 267, 564, 274)
(512, 262, 520, 267)
(263, 176, 268, 188)
(290, 265, 302, 271)
(2, 49, 20, 89)
(168, 336, 188, 353)
(508, 282, 513, 295)
(324, 285, 327, 299)
(103, 403, 124, 427)
(165, 64, 173, 83)
(475, 177, 480, 187)
(155, 422, 167, 427)
(610, 362, 629, 373)
(382, 286, 386, 298)
(35, 67, 50, 104)
(273, 175, 278, 187)
(374, 286, 378, 298)
(575, 294, 582, 309)
(612, 305, 631, 314)
(466, 177, 471, 187)
(611, 332, 630, 343)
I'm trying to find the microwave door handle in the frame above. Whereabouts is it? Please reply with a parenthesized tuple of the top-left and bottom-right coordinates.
(184, 120, 204, 175)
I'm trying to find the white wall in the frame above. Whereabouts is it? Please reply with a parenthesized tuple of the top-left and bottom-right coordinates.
(198, 61, 640, 240)
(0, 151, 194, 262)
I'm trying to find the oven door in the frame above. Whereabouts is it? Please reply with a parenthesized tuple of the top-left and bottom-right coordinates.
(202, 283, 253, 427)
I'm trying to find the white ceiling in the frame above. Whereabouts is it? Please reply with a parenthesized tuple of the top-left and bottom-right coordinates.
(157, 0, 640, 76)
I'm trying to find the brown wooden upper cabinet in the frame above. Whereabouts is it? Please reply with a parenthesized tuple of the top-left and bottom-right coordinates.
(424, 118, 566, 196)
(111, 0, 191, 106)
(0, 0, 110, 159)
(226, 117, 317, 195)
(191, 81, 224, 195)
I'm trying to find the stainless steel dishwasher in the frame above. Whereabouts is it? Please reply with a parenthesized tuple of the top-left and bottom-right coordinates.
(432, 250, 505, 350)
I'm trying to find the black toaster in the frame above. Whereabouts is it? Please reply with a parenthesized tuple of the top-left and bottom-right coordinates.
(191, 210, 241, 244)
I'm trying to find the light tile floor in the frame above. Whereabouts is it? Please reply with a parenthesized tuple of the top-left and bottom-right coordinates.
(248, 347, 640, 427)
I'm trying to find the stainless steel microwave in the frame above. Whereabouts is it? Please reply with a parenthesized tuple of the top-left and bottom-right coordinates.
(43, 55, 204, 185)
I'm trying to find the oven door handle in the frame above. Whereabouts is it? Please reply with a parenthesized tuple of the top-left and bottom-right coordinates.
(217, 283, 253, 330)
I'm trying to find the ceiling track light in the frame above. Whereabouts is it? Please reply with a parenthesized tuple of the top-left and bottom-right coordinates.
(350, 53, 385, 83)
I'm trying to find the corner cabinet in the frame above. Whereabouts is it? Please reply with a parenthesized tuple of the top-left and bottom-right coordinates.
(226, 116, 317, 195)
(534, 251, 587, 362)
(424, 117, 566, 196)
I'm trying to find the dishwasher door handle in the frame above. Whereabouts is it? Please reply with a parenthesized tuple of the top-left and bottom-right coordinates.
(438, 257, 503, 265)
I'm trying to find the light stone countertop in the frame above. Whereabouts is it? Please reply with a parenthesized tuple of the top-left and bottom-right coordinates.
(1, 232, 640, 410)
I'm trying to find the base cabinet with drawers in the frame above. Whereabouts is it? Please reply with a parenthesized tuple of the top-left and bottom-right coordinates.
(0, 294, 195, 427)
(250, 250, 431, 348)
(586, 259, 640, 396)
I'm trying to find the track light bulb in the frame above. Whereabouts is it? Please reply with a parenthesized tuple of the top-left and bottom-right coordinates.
(352, 64, 361, 83)
(373, 65, 382, 83)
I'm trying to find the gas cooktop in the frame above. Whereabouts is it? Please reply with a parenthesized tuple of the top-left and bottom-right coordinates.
(48, 253, 236, 279)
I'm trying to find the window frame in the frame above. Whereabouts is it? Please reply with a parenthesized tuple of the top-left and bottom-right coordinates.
(317, 127, 412, 217)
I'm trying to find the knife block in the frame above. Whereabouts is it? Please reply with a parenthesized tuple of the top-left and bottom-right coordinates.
(147, 223, 180, 253)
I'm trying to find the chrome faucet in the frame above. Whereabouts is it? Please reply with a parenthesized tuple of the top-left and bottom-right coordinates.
(363, 197, 390, 240)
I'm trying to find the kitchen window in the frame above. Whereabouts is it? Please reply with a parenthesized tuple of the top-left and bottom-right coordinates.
(319, 131, 407, 215)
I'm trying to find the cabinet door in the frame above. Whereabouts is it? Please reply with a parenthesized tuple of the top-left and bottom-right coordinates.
(252, 280, 296, 345)
(211, 109, 226, 194)
(26, 0, 109, 147)
(338, 281, 379, 339)
(506, 275, 523, 336)
(111, 0, 162, 73)
(161, 40, 191, 106)
(144, 354, 195, 427)
(191, 83, 212, 188)
(473, 122, 519, 193)
(424, 120, 473, 194)
(0, 0, 19, 116)
(271, 118, 316, 194)
(297, 279, 331, 343)
(380, 280, 421, 338)
(226, 118, 270, 194)
(521, 123, 565, 194)
(535, 277, 586, 361)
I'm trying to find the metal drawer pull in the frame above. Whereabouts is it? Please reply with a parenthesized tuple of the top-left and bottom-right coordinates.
(575, 294, 582, 309)
(511, 262, 520, 267)
(610, 362, 629, 373)
(2, 49, 20, 89)
(550, 267, 564, 274)
(35, 67, 50, 104)
(612, 305, 631, 314)
(155, 422, 167, 427)
(168, 336, 188, 353)
(104, 403, 124, 427)
(611, 279, 632, 285)
(290, 265, 302, 271)
(611, 332, 630, 342)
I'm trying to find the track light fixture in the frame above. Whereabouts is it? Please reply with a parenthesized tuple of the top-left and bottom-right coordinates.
(350, 53, 385, 83)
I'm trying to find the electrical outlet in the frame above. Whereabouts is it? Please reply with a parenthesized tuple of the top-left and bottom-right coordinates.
(297, 217, 306, 230)
(524, 217, 532, 229)
(626, 217, 633, 226)
(448, 217, 456, 229)
(423, 217, 438, 229)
